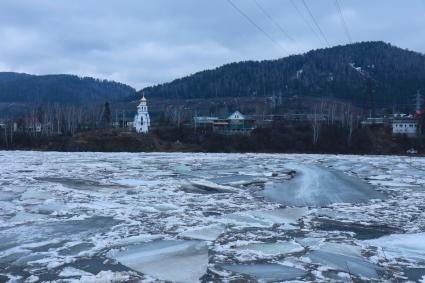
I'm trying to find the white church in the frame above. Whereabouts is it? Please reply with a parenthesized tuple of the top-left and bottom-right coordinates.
(133, 95, 150, 133)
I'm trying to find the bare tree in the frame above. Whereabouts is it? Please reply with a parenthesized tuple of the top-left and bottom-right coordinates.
(309, 104, 321, 145)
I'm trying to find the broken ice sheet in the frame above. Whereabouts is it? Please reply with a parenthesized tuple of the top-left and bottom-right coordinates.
(35, 177, 123, 191)
(250, 207, 308, 226)
(108, 240, 208, 283)
(0, 216, 121, 262)
(307, 242, 380, 279)
(209, 174, 265, 186)
(59, 266, 92, 278)
(0, 191, 15, 201)
(365, 233, 425, 262)
(221, 263, 307, 282)
(179, 224, 226, 241)
(182, 179, 239, 194)
(235, 241, 304, 256)
(9, 211, 48, 223)
(222, 207, 307, 229)
(1, 152, 425, 282)
(32, 199, 68, 215)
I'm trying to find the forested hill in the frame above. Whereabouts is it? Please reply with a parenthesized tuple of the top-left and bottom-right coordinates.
(141, 41, 425, 108)
(0, 73, 136, 104)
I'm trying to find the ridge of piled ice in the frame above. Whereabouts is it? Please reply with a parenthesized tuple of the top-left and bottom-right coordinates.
(260, 164, 385, 206)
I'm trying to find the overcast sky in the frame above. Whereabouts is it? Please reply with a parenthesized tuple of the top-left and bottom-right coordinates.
(0, 0, 424, 90)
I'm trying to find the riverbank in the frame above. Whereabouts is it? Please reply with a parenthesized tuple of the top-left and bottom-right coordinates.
(1, 126, 424, 155)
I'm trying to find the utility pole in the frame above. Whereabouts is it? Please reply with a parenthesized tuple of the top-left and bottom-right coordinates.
(365, 78, 375, 118)
(415, 90, 423, 113)
(122, 110, 125, 128)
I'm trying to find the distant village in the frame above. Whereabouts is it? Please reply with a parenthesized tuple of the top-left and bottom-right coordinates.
(0, 90, 424, 153)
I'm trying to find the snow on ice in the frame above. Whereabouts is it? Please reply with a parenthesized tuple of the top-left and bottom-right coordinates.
(0, 152, 424, 282)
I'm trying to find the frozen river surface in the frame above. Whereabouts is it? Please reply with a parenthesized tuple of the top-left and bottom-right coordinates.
(1, 152, 425, 282)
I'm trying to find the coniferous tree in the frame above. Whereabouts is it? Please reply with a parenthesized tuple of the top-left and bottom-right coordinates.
(101, 102, 111, 126)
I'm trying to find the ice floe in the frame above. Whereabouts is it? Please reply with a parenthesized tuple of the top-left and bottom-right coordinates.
(179, 224, 226, 241)
(1, 152, 424, 282)
(306, 242, 380, 279)
(182, 179, 238, 194)
(221, 263, 307, 282)
(365, 233, 425, 262)
(235, 241, 304, 256)
(109, 240, 208, 283)
(222, 207, 307, 229)
(59, 266, 92, 278)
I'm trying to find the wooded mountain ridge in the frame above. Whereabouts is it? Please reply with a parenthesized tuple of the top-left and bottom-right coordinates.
(141, 41, 425, 110)
(0, 72, 136, 105)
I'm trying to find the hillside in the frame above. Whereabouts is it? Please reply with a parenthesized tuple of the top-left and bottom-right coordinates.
(141, 41, 425, 109)
(0, 72, 136, 105)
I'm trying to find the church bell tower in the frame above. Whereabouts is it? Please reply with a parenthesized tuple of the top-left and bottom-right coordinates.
(134, 94, 150, 133)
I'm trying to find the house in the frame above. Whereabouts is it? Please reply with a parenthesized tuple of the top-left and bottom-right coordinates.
(212, 111, 256, 136)
(193, 116, 218, 127)
(361, 117, 389, 127)
(27, 122, 42, 133)
(392, 114, 420, 138)
(192, 111, 257, 135)
(227, 111, 245, 120)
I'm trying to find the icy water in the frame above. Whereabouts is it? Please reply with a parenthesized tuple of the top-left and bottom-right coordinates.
(0, 152, 425, 282)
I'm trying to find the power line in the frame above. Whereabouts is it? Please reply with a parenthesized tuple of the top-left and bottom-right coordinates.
(227, 0, 288, 54)
(300, 0, 331, 47)
(288, 0, 323, 45)
(251, 0, 294, 42)
(334, 0, 352, 43)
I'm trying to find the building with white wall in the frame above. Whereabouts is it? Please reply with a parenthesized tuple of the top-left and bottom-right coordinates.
(392, 115, 420, 137)
(133, 95, 150, 133)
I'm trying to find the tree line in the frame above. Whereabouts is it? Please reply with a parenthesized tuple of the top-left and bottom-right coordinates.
(0, 102, 128, 147)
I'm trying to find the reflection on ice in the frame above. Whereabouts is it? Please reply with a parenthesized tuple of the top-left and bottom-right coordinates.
(261, 164, 384, 206)
(109, 240, 208, 283)
(221, 263, 307, 282)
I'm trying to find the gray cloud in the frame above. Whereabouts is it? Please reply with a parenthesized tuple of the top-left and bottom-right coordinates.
(0, 0, 424, 89)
